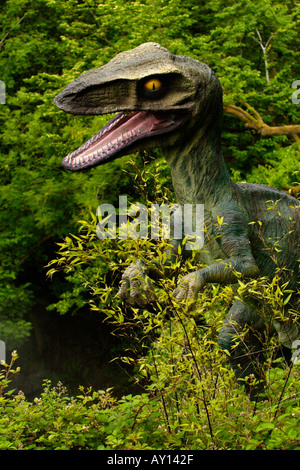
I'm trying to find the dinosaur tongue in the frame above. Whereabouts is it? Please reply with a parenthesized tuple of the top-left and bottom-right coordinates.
(62, 111, 177, 170)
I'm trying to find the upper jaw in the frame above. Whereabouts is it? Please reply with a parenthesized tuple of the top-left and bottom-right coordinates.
(62, 109, 189, 171)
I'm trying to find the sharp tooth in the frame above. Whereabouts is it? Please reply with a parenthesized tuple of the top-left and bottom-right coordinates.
(132, 130, 136, 137)
(129, 130, 132, 138)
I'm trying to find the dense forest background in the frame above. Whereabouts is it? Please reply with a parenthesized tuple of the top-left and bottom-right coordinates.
(0, 0, 299, 403)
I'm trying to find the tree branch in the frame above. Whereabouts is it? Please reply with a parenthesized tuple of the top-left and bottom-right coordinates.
(224, 102, 300, 138)
(254, 30, 277, 84)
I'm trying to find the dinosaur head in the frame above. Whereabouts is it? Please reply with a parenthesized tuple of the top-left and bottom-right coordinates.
(54, 42, 222, 171)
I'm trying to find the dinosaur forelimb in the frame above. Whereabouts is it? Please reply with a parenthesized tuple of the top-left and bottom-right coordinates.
(173, 256, 260, 301)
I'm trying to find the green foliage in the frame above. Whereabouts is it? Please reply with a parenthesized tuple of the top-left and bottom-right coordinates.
(1, 304, 299, 450)
(0, 0, 299, 450)
(248, 143, 300, 188)
(0, 319, 31, 351)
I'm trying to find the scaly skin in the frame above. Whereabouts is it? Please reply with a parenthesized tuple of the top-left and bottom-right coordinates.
(55, 43, 300, 399)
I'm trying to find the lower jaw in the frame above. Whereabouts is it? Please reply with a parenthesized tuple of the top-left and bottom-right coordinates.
(62, 110, 187, 171)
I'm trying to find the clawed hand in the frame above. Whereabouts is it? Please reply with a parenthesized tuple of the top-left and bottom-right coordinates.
(118, 260, 157, 308)
(172, 271, 204, 301)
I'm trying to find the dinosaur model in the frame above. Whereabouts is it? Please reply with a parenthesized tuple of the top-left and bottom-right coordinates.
(55, 43, 299, 399)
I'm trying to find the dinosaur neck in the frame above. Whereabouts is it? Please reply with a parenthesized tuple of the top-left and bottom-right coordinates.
(165, 125, 233, 207)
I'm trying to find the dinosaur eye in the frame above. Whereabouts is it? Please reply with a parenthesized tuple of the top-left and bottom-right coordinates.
(144, 78, 162, 91)
(139, 77, 165, 99)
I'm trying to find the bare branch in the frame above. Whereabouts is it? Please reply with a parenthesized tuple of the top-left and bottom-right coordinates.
(224, 103, 300, 137)
(254, 30, 277, 84)
(223, 87, 300, 141)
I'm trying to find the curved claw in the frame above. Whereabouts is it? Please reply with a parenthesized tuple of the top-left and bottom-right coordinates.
(172, 271, 204, 301)
(118, 260, 157, 308)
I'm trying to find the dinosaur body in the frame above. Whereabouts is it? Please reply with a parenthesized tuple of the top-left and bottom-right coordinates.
(55, 43, 299, 399)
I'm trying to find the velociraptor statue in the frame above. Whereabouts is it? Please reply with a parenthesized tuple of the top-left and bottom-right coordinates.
(55, 43, 299, 399)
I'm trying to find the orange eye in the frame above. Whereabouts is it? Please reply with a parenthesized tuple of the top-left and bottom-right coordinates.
(144, 78, 162, 91)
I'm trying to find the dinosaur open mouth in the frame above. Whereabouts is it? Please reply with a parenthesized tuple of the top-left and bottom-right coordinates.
(62, 110, 185, 170)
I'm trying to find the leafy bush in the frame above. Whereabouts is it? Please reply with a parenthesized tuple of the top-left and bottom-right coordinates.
(3, 176, 289, 449)
(1, 321, 299, 450)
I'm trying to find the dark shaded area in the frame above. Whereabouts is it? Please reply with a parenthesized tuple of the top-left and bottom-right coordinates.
(7, 245, 140, 400)
(11, 305, 140, 400)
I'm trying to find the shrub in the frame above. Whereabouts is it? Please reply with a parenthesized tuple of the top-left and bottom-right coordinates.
(1, 272, 299, 451)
